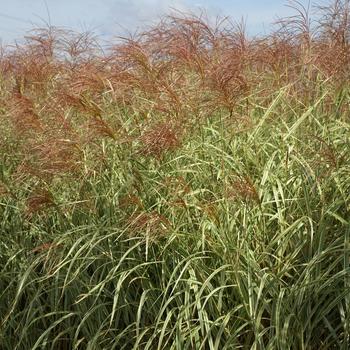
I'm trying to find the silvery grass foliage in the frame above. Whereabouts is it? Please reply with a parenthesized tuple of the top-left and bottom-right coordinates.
(1, 85, 350, 349)
(1, 1, 350, 348)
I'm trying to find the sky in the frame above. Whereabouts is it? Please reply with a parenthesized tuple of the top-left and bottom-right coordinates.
(0, 0, 313, 45)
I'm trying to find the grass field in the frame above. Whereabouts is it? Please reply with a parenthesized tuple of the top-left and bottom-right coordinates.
(1, 1, 350, 348)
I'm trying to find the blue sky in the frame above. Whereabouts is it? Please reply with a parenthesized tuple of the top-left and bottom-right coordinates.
(0, 0, 311, 44)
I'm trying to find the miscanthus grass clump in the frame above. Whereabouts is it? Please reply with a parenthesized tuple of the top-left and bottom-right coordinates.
(1, 1, 350, 348)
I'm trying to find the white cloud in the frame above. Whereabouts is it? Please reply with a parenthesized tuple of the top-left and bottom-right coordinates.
(101, 0, 190, 36)
(0, 0, 311, 43)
